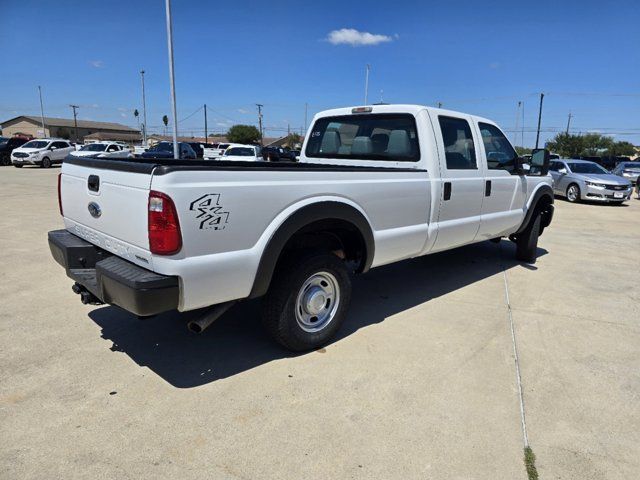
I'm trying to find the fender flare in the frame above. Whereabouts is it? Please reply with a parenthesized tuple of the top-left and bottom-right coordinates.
(249, 201, 375, 298)
(515, 184, 554, 235)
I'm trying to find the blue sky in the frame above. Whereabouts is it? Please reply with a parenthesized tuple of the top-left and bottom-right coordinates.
(1, 0, 639, 146)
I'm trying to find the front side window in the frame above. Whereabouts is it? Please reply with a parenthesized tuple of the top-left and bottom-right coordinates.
(305, 113, 420, 162)
(52, 141, 69, 149)
(479, 123, 517, 173)
(438, 116, 477, 170)
(568, 162, 608, 174)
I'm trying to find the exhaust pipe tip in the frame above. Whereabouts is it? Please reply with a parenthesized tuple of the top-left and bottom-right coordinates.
(187, 320, 204, 334)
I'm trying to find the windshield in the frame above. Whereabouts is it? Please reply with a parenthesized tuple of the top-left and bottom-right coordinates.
(623, 163, 640, 170)
(149, 142, 173, 152)
(225, 147, 254, 156)
(569, 162, 608, 174)
(80, 144, 107, 152)
(22, 140, 49, 149)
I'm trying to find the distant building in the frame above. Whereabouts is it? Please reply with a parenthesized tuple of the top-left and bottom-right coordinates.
(0, 115, 140, 143)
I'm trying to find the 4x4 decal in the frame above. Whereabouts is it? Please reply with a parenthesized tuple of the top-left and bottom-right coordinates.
(189, 194, 230, 230)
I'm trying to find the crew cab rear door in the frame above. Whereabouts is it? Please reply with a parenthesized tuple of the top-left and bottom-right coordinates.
(59, 159, 154, 268)
(430, 113, 485, 252)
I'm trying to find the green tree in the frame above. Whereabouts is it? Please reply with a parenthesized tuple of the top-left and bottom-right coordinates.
(162, 115, 169, 136)
(546, 133, 584, 158)
(581, 133, 613, 156)
(515, 146, 531, 156)
(285, 133, 301, 148)
(227, 124, 261, 144)
(607, 141, 636, 157)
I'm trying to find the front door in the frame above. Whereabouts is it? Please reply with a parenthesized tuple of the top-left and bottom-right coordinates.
(475, 122, 526, 240)
(430, 113, 485, 252)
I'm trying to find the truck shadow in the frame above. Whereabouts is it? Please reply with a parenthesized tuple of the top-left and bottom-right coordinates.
(88, 240, 547, 388)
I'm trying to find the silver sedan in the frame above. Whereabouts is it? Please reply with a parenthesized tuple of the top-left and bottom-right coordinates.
(549, 159, 633, 204)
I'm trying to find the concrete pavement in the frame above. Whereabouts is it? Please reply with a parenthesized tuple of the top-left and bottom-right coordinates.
(1, 166, 638, 479)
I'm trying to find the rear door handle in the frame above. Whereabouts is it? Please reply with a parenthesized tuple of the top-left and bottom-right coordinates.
(485, 180, 492, 197)
(443, 182, 452, 201)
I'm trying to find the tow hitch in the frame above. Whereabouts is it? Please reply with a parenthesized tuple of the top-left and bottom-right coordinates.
(72, 283, 104, 305)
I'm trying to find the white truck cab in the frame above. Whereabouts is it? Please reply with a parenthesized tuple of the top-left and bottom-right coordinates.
(49, 104, 553, 350)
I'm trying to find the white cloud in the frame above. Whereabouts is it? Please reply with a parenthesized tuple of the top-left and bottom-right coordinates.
(117, 107, 128, 112)
(90, 60, 104, 68)
(326, 28, 394, 47)
(237, 108, 248, 114)
(120, 113, 127, 118)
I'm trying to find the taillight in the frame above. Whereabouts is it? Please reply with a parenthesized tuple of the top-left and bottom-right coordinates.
(148, 190, 182, 255)
(57, 173, 63, 216)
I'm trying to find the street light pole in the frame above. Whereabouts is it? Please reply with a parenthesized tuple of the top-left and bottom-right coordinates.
(535, 93, 544, 149)
(364, 64, 370, 105)
(164, 0, 179, 159)
(204, 104, 208, 141)
(69, 104, 79, 142)
(37, 86, 46, 138)
(140, 70, 148, 146)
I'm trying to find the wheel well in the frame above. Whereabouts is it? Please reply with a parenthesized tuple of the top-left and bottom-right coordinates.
(279, 219, 367, 269)
(249, 202, 374, 299)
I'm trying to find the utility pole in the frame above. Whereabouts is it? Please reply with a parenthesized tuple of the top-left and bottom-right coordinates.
(437, 102, 442, 108)
(535, 93, 544, 149)
(521, 101, 525, 148)
(256, 103, 264, 145)
(513, 101, 522, 145)
(37, 86, 46, 138)
(164, 0, 179, 159)
(566, 112, 572, 135)
(364, 64, 370, 105)
(140, 70, 148, 146)
(69, 104, 79, 142)
(204, 104, 208, 141)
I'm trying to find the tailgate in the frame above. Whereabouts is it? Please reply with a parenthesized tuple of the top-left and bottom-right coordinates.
(60, 159, 155, 267)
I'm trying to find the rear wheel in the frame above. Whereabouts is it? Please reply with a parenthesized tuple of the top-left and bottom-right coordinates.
(516, 212, 542, 263)
(41, 157, 52, 168)
(262, 252, 351, 351)
(13, 164, 23, 168)
(566, 183, 580, 203)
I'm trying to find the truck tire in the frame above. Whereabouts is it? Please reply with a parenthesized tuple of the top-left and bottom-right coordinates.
(516, 211, 542, 264)
(262, 252, 351, 351)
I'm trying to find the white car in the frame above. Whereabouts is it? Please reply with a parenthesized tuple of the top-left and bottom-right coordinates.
(70, 142, 133, 159)
(203, 143, 241, 160)
(220, 145, 263, 161)
(49, 104, 555, 351)
(11, 139, 75, 168)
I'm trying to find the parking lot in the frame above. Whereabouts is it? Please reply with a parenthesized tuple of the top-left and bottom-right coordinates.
(1, 166, 638, 479)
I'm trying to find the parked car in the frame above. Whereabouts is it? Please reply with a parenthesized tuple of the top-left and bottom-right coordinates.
(262, 146, 296, 161)
(140, 141, 197, 160)
(611, 161, 640, 185)
(203, 143, 233, 159)
(69, 142, 133, 159)
(187, 142, 208, 158)
(0, 136, 29, 165)
(49, 104, 554, 351)
(221, 145, 263, 161)
(11, 138, 75, 168)
(133, 145, 149, 156)
(549, 159, 632, 204)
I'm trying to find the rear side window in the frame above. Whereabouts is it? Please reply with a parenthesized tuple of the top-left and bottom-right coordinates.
(478, 123, 517, 174)
(305, 113, 420, 162)
(438, 116, 477, 170)
(52, 141, 69, 149)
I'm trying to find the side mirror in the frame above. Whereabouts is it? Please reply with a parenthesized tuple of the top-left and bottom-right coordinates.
(530, 148, 550, 175)
(50, 146, 57, 150)
(558, 167, 567, 174)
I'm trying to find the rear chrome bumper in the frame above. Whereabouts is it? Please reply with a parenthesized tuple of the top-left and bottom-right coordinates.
(48, 229, 178, 316)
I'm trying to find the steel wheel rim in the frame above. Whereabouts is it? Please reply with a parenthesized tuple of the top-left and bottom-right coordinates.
(295, 271, 340, 333)
(568, 185, 578, 201)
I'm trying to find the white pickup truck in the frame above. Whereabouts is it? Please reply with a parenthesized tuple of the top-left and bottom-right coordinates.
(49, 104, 554, 350)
